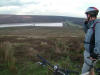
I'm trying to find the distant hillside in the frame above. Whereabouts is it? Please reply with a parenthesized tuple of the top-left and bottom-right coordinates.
(0, 15, 84, 25)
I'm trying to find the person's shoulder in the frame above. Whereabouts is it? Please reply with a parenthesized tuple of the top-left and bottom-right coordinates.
(93, 19, 100, 26)
(95, 19, 100, 29)
(95, 19, 100, 22)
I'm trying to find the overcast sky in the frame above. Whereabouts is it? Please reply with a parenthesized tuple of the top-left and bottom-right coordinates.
(0, 0, 100, 18)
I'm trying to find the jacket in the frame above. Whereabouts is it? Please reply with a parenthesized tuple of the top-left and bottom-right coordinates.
(83, 19, 100, 55)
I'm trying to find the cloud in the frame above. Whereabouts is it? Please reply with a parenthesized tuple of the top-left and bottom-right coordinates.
(15, 0, 85, 17)
(0, 0, 38, 6)
(0, 0, 100, 17)
(0, 0, 21, 6)
(0, 5, 20, 14)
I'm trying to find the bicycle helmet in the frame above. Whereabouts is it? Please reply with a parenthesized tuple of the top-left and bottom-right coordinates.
(85, 7, 99, 17)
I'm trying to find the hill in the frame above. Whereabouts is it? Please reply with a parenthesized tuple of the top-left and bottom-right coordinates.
(0, 15, 84, 25)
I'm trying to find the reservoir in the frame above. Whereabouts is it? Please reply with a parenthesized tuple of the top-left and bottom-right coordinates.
(0, 23, 63, 28)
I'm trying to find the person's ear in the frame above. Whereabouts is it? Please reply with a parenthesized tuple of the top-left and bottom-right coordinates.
(87, 14, 90, 18)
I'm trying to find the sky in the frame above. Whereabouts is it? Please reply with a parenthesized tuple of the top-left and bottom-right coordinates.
(0, 0, 100, 18)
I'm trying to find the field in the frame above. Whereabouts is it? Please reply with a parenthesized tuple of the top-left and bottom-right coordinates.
(0, 26, 98, 75)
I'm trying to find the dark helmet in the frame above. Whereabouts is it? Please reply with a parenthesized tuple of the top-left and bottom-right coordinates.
(85, 7, 99, 17)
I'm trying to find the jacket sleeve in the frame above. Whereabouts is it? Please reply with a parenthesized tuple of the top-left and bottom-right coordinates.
(94, 23, 100, 55)
(83, 24, 88, 33)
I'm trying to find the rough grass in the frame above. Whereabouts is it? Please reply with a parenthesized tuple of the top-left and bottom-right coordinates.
(0, 26, 99, 75)
(0, 26, 84, 38)
(0, 35, 84, 75)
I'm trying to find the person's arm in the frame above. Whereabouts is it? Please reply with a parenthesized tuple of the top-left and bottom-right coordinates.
(83, 21, 89, 33)
(94, 23, 100, 56)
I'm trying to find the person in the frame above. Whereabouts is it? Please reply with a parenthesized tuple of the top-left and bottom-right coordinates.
(81, 7, 100, 75)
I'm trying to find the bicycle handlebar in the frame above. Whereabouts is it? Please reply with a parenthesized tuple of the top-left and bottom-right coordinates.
(37, 54, 54, 68)
(37, 54, 79, 75)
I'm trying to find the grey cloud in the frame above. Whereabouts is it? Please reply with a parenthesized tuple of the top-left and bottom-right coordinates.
(0, 0, 21, 6)
(0, 0, 38, 7)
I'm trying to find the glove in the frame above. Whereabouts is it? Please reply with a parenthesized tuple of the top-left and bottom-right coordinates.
(90, 52, 98, 59)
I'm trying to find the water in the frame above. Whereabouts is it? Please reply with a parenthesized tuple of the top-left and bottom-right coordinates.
(0, 23, 63, 28)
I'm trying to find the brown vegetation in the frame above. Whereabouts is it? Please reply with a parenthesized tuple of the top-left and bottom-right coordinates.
(0, 27, 85, 74)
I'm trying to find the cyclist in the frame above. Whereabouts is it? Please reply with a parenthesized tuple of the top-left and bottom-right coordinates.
(81, 7, 100, 75)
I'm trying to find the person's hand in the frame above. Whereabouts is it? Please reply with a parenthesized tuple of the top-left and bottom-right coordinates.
(89, 57, 97, 61)
(90, 53, 98, 59)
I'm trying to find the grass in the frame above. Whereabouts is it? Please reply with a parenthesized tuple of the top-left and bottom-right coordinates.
(0, 26, 84, 38)
(0, 26, 98, 75)
(0, 38, 83, 75)
(0, 62, 48, 75)
(0, 36, 100, 75)
(17, 62, 48, 75)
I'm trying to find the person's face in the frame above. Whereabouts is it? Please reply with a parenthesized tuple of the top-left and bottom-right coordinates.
(86, 14, 90, 19)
